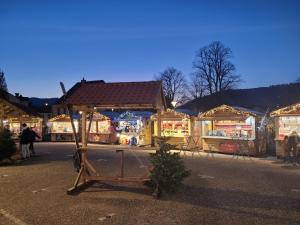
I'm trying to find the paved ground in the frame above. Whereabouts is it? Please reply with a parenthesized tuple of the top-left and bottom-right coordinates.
(0, 143, 300, 225)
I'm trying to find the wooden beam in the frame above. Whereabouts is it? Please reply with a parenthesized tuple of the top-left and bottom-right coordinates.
(85, 176, 149, 183)
(60, 82, 80, 149)
(157, 109, 161, 138)
(81, 111, 87, 148)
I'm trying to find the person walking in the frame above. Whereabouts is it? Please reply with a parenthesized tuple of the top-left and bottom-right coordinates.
(288, 131, 300, 166)
(28, 127, 40, 156)
(20, 123, 31, 159)
(282, 136, 290, 164)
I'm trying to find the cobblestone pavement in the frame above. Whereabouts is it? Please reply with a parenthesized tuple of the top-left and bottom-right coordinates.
(0, 142, 299, 225)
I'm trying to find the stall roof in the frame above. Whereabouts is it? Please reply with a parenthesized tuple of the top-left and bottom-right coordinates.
(270, 102, 300, 117)
(152, 108, 191, 120)
(61, 80, 166, 110)
(0, 90, 42, 118)
(49, 114, 80, 122)
(175, 108, 198, 117)
(198, 104, 261, 120)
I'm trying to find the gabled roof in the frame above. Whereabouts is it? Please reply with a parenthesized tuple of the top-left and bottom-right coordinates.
(62, 80, 166, 110)
(0, 89, 41, 118)
(48, 114, 80, 122)
(179, 83, 300, 114)
(198, 104, 259, 120)
(152, 108, 191, 120)
(270, 102, 300, 117)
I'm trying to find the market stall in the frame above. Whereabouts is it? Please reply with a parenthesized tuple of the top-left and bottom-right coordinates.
(6, 117, 43, 139)
(48, 114, 79, 141)
(111, 111, 152, 146)
(152, 109, 193, 146)
(0, 94, 43, 139)
(87, 112, 117, 143)
(198, 105, 261, 155)
(270, 103, 300, 157)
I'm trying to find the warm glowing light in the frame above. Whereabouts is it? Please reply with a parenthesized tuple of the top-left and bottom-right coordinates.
(171, 101, 177, 108)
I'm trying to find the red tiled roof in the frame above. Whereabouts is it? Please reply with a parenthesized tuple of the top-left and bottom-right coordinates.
(63, 81, 165, 108)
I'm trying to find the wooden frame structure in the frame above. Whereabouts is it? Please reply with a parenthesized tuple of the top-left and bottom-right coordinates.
(59, 81, 166, 194)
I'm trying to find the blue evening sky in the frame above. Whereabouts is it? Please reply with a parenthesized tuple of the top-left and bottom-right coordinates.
(0, 0, 299, 97)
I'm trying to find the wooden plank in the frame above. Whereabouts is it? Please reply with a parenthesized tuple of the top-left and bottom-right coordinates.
(85, 176, 149, 183)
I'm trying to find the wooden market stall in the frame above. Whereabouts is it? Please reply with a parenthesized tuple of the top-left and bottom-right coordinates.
(270, 103, 300, 157)
(0, 91, 43, 139)
(86, 112, 117, 144)
(152, 109, 193, 146)
(198, 105, 262, 155)
(48, 114, 79, 141)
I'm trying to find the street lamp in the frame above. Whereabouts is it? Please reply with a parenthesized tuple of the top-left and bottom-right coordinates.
(171, 101, 177, 108)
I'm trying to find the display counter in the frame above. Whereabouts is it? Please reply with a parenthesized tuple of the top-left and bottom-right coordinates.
(48, 114, 79, 142)
(152, 109, 192, 146)
(87, 113, 117, 144)
(7, 117, 43, 140)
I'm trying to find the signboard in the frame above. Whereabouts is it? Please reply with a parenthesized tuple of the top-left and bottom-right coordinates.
(219, 142, 240, 153)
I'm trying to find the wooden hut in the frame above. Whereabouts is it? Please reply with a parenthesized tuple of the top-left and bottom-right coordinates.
(151, 109, 193, 146)
(0, 90, 42, 138)
(197, 105, 263, 155)
(48, 114, 79, 141)
(270, 103, 300, 157)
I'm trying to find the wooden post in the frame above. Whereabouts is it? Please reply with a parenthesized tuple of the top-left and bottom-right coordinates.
(157, 109, 161, 138)
(86, 112, 94, 143)
(116, 150, 124, 178)
(81, 110, 87, 148)
(60, 82, 80, 149)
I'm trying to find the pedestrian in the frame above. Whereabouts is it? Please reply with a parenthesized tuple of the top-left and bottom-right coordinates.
(282, 136, 290, 164)
(29, 127, 40, 156)
(20, 123, 31, 159)
(287, 131, 300, 166)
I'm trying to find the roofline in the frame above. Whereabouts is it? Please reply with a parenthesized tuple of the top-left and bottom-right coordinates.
(198, 104, 257, 119)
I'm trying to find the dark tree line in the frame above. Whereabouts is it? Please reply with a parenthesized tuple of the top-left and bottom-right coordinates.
(156, 41, 241, 107)
(0, 70, 8, 92)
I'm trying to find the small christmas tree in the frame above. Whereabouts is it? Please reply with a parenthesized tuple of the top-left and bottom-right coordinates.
(145, 140, 191, 198)
(0, 129, 17, 160)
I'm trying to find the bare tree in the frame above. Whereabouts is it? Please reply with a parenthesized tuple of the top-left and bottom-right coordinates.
(193, 41, 240, 95)
(0, 70, 8, 92)
(156, 67, 187, 108)
(188, 72, 206, 99)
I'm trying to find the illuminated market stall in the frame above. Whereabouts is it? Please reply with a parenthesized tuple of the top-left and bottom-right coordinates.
(270, 103, 300, 157)
(152, 109, 192, 145)
(87, 112, 117, 143)
(48, 114, 79, 141)
(198, 105, 261, 155)
(110, 111, 152, 146)
(0, 92, 43, 139)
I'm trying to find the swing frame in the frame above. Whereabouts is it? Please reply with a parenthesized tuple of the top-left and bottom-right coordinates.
(60, 82, 163, 194)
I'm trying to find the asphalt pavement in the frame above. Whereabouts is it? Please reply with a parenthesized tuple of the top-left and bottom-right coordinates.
(0, 142, 299, 225)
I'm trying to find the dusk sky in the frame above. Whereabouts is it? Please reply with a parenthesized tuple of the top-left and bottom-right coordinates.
(1, 0, 300, 98)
